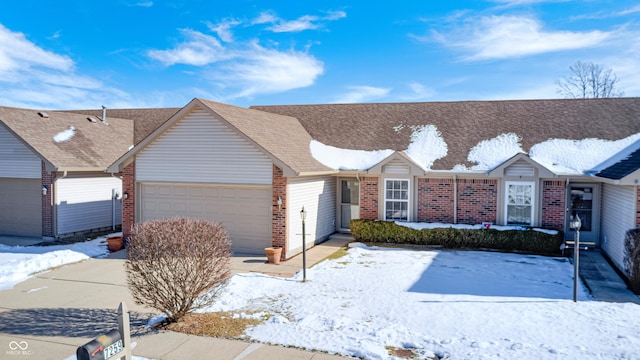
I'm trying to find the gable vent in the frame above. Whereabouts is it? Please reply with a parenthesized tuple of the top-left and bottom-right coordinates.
(38, 111, 49, 118)
(505, 159, 535, 177)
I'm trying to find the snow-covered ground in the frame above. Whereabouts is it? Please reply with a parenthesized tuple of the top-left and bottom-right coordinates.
(204, 243, 640, 360)
(0, 234, 114, 290)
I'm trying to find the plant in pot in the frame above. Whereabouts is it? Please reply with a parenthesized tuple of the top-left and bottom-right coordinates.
(107, 236, 124, 252)
(264, 246, 282, 264)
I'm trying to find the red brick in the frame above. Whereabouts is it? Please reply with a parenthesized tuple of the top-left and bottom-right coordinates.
(272, 165, 287, 258)
(41, 162, 54, 237)
(417, 178, 454, 223)
(359, 177, 378, 220)
(455, 179, 497, 224)
(122, 162, 135, 240)
(541, 180, 566, 230)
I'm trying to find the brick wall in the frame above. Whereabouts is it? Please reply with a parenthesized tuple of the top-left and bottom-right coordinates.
(272, 165, 287, 258)
(417, 178, 455, 223)
(456, 179, 497, 224)
(359, 177, 379, 220)
(41, 162, 54, 238)
(542, 180, 566, 230)
(122, 162, 135, 240)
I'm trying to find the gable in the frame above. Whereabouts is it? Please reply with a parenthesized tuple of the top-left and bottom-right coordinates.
(0, 124, 41, 178)
(504, 159, 535, 177)
(136, 107, 273, 185)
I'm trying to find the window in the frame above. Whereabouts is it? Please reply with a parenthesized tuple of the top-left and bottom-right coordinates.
(505, 181, 535, 226)
(385, 179, 409, 221)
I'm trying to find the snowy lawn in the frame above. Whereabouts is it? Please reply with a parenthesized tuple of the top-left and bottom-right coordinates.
(204, 243, 640, 360)
(0, 234, 115, 290)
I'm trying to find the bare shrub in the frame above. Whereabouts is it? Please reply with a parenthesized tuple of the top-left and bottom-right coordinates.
(624, 229, 640, 294)
(125, 217, 231, 323)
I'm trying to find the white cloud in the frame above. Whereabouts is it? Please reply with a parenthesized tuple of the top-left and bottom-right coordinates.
(147, 29, 231, 66)
(432, 15, 612, 61)
(224, 42, 324, 97)
(0, 24, 73, 72)
(254, 9, 346, 33)
(397, 82, 436, 101)
(333, 86, 390, 103)
(206, 19, 241, 43)
(491, 0, 569, 7)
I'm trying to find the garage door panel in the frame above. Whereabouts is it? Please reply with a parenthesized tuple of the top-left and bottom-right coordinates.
(140, 184, 271, 254)
(0, 178, 41, 237)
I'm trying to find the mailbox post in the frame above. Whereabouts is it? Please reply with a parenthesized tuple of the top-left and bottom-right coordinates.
(77, 302, 131, 360)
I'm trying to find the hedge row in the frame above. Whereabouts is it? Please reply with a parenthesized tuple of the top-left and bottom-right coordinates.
(350, 219, 564, 255)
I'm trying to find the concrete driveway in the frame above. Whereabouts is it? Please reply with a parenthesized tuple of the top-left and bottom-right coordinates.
(0, 235, 351, 360)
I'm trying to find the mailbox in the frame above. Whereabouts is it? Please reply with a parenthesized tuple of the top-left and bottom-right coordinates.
(76, 329, 123, 360)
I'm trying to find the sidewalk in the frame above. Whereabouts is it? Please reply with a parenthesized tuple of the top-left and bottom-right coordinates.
(0, 234, 352, 360)
(577, 249, 640, 304)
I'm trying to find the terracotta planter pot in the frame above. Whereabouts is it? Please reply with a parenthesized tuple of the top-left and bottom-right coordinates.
(107, 236, 123, 252)
(265, 247, 282, 264)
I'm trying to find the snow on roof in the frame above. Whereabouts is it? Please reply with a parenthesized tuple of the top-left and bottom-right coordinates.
(310, 124, 640, 175)
(53, 126, 76, 143)
(405, 125, 448, 170)
(310, 140, 393, 170)
(530, 134, 640, 175)
(311, 125, 447, 171)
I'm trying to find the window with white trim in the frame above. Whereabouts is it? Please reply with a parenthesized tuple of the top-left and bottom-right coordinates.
(505, 181, 535, 226)
(385, 179, 409, 221)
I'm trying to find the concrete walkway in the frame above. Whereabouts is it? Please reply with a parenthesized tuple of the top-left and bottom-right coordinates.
(577, 250, 640, 304)
(0, 234, 352, 360)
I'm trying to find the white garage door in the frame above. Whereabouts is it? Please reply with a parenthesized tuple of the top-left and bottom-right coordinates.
(140, 183, 272, 254)
(0, 178, 41, 237)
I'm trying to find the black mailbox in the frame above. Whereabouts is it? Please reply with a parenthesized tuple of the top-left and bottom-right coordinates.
(76, 329, 123, 360)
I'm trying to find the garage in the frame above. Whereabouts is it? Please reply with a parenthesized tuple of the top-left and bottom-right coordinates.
(0, 178, 42, 237)
(139, 183, 272, 254)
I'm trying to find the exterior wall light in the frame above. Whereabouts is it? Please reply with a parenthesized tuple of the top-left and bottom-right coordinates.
(42, 186, 48, 196)
(277, 196, 283, 210)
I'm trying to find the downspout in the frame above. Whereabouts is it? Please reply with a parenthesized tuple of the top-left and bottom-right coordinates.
(54, 170, 68, 238)
(110, 173, 122, 231)
(453, 174, 458, 224)
(564, 178, 570, 238)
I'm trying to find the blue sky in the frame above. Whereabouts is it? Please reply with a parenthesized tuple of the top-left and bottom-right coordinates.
(0, 0, 639, 109)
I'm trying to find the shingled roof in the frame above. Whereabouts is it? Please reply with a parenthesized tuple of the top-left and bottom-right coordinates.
(66, 108, 179, 145)
(0, 106, 133, 171)
(108, 99, 334, 176)
(252, 98, 640, 171)
(595, 140, 640, 180)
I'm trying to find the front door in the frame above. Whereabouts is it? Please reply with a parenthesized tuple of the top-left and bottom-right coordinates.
(566, 184, 600, 244)
(339, 179, 360, 231)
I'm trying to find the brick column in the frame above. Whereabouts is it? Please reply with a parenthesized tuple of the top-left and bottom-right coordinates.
(637, 185, 640, 227)
(272, 165, 287, 258)
(542, 180, 566, 230)
(456, 179, 497, 224)
(359, 177, 379, 220)
(417, 178, 454, 223)
(122, 162, 136, 241)
(41, 162, 54, 238)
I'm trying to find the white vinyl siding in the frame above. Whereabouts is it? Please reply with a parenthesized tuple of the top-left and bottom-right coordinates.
(601, 184, 636, 273)
(287, 176, 337, 255)
(56, 177, 122, 235)
(0, 125, 41, 178)
(139, 183, 272, 254)
(136, 108, 272, 185)
(505, 181, 535, 226)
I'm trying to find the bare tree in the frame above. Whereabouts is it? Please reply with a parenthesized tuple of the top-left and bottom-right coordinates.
(556, 61, 624, 98)
(126, 217, 231, 324)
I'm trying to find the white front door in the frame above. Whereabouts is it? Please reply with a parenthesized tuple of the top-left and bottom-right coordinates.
(566, 184, 600, 244)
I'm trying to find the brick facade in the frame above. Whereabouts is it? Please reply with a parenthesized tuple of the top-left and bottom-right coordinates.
(122, 162, 136, 240)
(272, 165, 287, 258)
(541, 180, 566, 230)
(41, 162, 54, 238)
(417, 178, 455, 223)
(456, 179, 497, 224)
(359, 177, 379, 220)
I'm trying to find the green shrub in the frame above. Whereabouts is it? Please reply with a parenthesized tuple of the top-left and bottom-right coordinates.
(624, 229, 640, 294)
(350, 219, 564, 255)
